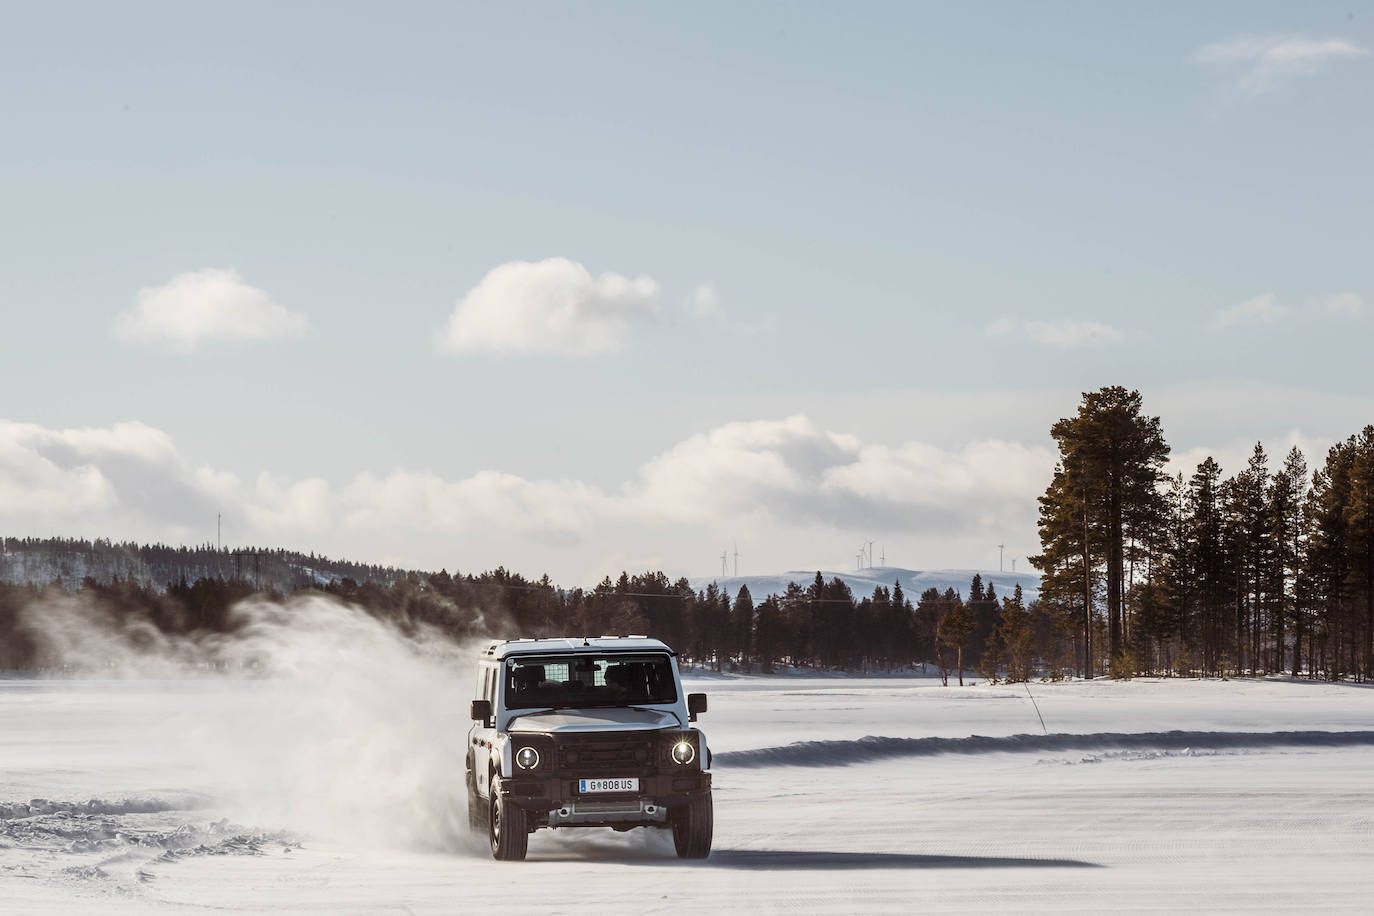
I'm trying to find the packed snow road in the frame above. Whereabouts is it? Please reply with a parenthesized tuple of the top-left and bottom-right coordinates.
(3, 675, 1373, 913)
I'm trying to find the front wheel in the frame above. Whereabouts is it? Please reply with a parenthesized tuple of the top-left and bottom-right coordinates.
(671, 792, 713, 859)
(489, 777, 528, 861)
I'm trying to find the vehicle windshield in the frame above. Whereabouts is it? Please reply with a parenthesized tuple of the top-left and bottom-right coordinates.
(503, 653, 678, 710)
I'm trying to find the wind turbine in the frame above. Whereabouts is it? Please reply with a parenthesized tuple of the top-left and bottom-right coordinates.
(998, 543, 1005, 573)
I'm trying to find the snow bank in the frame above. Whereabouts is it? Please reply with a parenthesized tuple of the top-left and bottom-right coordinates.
(717, 729, 1374, 768)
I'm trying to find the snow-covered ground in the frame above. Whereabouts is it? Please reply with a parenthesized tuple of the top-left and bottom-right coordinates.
(4, 673, 1373, 913)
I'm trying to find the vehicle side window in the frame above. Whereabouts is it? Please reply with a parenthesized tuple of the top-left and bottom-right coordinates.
(487, 665, 498, 707)
(480, 667, 491, 704)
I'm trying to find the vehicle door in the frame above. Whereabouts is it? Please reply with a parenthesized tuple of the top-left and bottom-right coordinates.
(470, 662, 499, 797)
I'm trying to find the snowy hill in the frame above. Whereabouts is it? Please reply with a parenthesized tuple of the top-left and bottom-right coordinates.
(689, 566, 1040, 603)
(0, 536, 411, 593)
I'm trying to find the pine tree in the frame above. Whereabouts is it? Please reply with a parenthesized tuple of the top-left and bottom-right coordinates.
(1269, 446, 1307, 674)
(1154, 472, 1193, 673)
(1226, 445, 1270, 673)
(754, 596, 780, 673)
(731, 585, 755, 671)
(1344, 427, 1374, 681)
(978, 619, 1004, 683)
(937, 597, 976, 686)
(889, 580, 911, 670)
(1188, 457, 1226, 674)
(1037, 387, 1169, 674)
(1310, 437, 1359, 679)
(1000, 584, 1035, 682)
(1031, 463, 1096, 677)
(914, 588, 944, 672)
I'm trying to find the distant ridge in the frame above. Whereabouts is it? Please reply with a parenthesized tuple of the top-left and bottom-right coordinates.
(0, 536, 413, 593)
(688, 566, 1040, 603)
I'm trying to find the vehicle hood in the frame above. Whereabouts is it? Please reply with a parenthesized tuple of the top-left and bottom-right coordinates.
(506, 707, 681, 733)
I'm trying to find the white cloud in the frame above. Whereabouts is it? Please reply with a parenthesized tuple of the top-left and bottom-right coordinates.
(1167, 428, 1329, 487)
(0, 421, 118, 515)
(685, 283, 723, 320)
(1321, 292, 1366, 318)
(1024, 320, 1123, 347)
(438, 257, 659, 356)
(0, 419, 212, 531)
(0, 415, 1056, 583)
(1212, 293, 1289, 328)
(1212, 291, 1366, 328)
(114, 268, 309, 353)
(635, 416, 856, 524)
(18, 403, 1374, 588)
(1193, 34, 1368, 92)
(986, 318, 1123, 347)
(339, 469, 608, 539)
(247, 474, 334, 532)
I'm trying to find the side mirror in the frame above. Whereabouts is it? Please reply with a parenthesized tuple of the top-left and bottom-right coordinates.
(687, 693, 708, 722)
(470, 699, 492, 727)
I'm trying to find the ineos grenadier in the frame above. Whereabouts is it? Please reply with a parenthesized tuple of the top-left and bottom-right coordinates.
(466, 636, 712, 861)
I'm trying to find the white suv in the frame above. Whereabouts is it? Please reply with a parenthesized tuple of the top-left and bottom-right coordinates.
(466, 636, 713, 861)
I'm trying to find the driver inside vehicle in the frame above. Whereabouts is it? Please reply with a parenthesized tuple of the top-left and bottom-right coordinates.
(604, 662, 654, 702)
(511, 664, 545, 702)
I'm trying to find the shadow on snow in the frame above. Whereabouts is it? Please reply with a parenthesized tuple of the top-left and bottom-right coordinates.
(526, 848, 1101, 869)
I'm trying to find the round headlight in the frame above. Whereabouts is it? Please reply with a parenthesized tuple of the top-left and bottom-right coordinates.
(516, 746, 540, 770)
(671, 740, 696, 766)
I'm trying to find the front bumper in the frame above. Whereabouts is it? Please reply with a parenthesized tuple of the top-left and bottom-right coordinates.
(499, 771, 712, 825)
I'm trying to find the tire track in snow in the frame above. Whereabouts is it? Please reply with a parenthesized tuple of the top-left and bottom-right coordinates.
(715, 730, 1374, 768)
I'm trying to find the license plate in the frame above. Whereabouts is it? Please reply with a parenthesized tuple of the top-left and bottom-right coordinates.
(579, 777, 639, 794)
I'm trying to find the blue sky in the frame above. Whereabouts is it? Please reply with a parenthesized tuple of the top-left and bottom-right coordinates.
(2, 2, 1371, 583)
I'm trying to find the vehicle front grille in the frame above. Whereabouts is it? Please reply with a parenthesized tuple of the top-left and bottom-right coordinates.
(556, 732, 655, 773)
(573, 800, 643, 815)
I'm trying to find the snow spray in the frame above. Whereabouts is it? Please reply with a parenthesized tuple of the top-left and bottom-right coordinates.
(17, 592, 500, 853)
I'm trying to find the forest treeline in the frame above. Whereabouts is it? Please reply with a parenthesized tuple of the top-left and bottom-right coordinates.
(0, 536, 410, 593)
(1033, 386, 1374, 682)
(3, 385, 1372, 682)
(0, 561, 1019, 680)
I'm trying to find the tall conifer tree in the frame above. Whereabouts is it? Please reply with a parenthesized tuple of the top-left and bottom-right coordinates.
(1036, 387, 1169, 674)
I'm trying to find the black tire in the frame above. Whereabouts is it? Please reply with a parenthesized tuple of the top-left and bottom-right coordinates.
(489, 777, 528, 861)
(671, 792, 713, 859)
